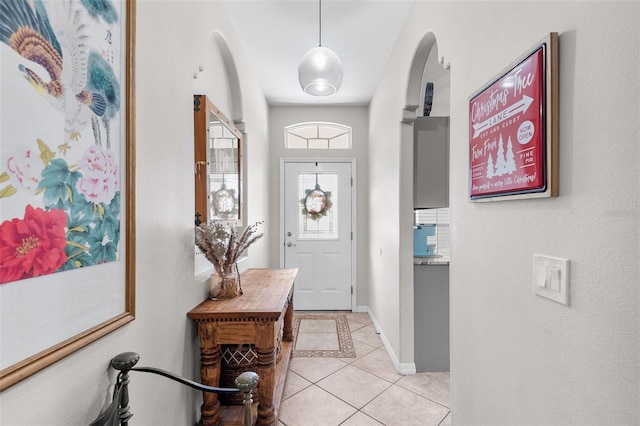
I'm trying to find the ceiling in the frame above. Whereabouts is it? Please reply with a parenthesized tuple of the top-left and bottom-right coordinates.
(222, 1, 413, 106)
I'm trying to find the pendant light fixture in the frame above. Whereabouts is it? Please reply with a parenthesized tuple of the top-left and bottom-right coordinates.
(298, 0, 343, 96)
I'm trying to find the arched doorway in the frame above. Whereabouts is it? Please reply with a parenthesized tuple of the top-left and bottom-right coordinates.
(399, 32, 451, 372)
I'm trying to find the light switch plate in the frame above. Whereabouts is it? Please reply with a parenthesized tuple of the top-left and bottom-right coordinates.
(533, 254, 569, 305)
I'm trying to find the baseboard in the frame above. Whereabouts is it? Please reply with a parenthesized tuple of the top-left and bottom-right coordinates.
(362, 306, 416, 375)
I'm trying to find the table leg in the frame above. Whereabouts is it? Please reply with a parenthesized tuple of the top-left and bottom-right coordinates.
(198, 325, 222, 426)
(283, 296, 294, 342)
(255, 345, 276, 426)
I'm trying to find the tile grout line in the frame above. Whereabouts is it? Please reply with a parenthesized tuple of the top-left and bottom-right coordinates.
(337, 411, 383, 426)
(392, 381, 451, 410)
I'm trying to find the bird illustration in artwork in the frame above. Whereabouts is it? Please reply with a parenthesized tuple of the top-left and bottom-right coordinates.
(0, 0, 107, 154)
(79, 0, 121, 149)
(85, 49, 120, 149)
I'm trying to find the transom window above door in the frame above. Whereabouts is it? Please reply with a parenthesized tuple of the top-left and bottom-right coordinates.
(285, 122, 352, 149)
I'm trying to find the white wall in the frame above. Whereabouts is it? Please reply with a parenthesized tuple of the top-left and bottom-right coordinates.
(369, 1, 639, 424)
(368, 90, 403, 360)
(268, 106, 370, 308)
(0, 1, 271, 424)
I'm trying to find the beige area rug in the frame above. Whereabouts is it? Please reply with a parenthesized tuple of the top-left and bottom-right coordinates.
(292, 312, 356, 358)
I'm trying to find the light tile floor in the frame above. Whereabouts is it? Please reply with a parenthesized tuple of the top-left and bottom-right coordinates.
(277, 312, 450, 426)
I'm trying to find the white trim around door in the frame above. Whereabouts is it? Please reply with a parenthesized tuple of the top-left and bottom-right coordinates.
(280, 158, 357, 312)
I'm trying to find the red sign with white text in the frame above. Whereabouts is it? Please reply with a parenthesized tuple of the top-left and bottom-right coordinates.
(469, 46, 546, 198)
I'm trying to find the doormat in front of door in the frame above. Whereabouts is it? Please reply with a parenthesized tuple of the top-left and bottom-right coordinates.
(292, 313, 356, 358)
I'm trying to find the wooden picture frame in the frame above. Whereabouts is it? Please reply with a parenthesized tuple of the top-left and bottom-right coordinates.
(0, 0, 136, 391)
(194, 95, 243, 227)
(469, 33, 558, 201)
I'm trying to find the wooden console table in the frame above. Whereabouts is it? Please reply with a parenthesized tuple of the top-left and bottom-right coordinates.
(188, 268, 297, 426)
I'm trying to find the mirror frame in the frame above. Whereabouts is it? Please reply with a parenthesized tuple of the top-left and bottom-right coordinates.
(193, 95, 243, 226)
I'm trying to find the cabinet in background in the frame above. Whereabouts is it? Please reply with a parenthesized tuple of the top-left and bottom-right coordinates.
(414, 116, 449, 208)
(414, 264, 449, 372)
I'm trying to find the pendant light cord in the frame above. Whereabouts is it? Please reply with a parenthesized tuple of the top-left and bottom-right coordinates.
(318, 0, 322, 46)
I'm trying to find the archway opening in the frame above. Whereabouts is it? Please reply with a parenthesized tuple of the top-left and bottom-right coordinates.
(400, 32, 451, 373)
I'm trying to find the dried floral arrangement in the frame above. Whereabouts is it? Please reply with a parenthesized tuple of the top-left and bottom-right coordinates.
(195, 221, 264, 276)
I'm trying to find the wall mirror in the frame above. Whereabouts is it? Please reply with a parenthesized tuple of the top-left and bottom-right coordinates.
(194, 95, 242, 226)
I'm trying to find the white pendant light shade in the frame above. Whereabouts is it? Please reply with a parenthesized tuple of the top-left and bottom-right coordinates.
(298, 46, 343, 96)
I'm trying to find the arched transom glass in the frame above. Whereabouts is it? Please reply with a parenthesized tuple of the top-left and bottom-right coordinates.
(285, 122, 352, 149)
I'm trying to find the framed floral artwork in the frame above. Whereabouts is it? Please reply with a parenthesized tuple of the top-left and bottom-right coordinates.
(0, 0, 136, 390)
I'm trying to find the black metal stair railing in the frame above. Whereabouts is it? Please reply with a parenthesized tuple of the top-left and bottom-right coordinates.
(89, 352, 258, 426)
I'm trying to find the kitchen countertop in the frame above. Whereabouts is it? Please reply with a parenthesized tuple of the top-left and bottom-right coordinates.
(414, 256, 450, 266)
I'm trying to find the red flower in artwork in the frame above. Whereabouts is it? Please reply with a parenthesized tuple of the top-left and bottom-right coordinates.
(0, 205, 68, 284)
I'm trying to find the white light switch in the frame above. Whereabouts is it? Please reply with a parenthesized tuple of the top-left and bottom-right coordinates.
(549, 267, 561, 292)
(533, 254, 569, 305)
(537, 266, 547, 288)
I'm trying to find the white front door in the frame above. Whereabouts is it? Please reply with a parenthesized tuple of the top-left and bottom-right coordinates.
(283, 161, 353, 310)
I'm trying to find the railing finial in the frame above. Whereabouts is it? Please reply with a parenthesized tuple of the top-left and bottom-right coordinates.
(110, 352, 140, 425)
(236, 371, 259, 426)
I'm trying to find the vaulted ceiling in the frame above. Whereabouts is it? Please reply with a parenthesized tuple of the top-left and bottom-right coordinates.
(222, 1, 413, 106)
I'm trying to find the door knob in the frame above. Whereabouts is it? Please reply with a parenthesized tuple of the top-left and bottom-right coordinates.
(286, 242, 296, 247)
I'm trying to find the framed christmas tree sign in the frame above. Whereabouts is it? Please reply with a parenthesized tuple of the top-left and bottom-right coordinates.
(469, 33, 558, 201)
